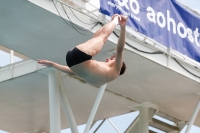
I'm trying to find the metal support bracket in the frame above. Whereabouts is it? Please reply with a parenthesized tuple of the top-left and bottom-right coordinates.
(168, 131, 179, 133)
(84, 84, 107, 133)
(58, 72, 79, 133)
(167, 47, 171, 67)
(126, 102, 159, 133)
(48, 69, 61, 133)
(40, 68, 107, 133)
(177, 121, 186, 132)
(185, 98, 200, 133)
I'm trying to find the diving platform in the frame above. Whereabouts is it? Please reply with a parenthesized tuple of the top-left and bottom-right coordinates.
(0, 0, 200, 133)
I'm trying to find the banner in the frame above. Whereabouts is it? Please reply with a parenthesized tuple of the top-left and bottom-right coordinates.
(100, 0, 200, 62)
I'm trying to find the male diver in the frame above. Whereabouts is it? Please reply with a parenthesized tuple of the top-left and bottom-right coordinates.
(38, 14, 127, 86)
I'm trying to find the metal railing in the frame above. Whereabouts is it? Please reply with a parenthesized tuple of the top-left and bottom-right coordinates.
(0, 45, 28, 67)
(56, 0, 200, 70)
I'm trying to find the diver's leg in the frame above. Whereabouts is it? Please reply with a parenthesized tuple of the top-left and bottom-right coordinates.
(76, 15, 119, 56)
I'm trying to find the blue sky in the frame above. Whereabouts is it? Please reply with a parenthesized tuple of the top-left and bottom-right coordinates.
(60, 112, 200, 133)
(177, 0, 200, 13)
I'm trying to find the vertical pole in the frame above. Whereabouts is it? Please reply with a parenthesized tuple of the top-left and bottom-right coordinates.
(185, 99, 200, 133)
(58, 74, 79, 133)
(125, 117, 139, 133)
(108, 118, 121, 133)
(84, 84, 107, 133)
(48, 70, 61, 133)
(139, 106, 149, 133)
(10, 50, 13, 64)
(93, 119, 106, 133)
(101, 14, 106, 23)
(167, 47, 171, 67)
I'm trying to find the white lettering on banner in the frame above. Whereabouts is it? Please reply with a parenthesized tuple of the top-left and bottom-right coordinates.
(146, 7, 200, 47)
(108, 1, 116, 8)
(167, 10, 176, 34)
(157, 12, 166, 28)
(146, 7, 156, 23)
(177, 22, 187, 38)
(187, 28, 194, 43)
(117, 0, 140, 14)
(106, 1, 200, 47)
(129, 0, 140, 14)
(107, 0, 140, 22)
(117, 0, 130, 10)
(194, 28, 200, 47)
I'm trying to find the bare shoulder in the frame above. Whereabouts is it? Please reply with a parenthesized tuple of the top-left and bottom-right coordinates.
(113, 66, 120, 77)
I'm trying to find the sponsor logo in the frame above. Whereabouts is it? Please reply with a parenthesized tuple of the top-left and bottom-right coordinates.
(108, 0, 140, 22)
(106, 0, 200, 47)
(147, 7, 200, 47)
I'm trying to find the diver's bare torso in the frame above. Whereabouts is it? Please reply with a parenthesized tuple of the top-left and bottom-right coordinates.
(70, 60, 119, 87)
(37, 14, 127, 86)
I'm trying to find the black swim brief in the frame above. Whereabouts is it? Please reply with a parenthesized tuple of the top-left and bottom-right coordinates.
(66, 47, 92, 67)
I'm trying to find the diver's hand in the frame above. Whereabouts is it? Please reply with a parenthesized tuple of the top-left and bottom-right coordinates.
(119, 15, 128, 28)
(37, 60, 53, 67)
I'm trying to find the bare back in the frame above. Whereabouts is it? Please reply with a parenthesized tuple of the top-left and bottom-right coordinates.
(70, 60, 119, 87)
